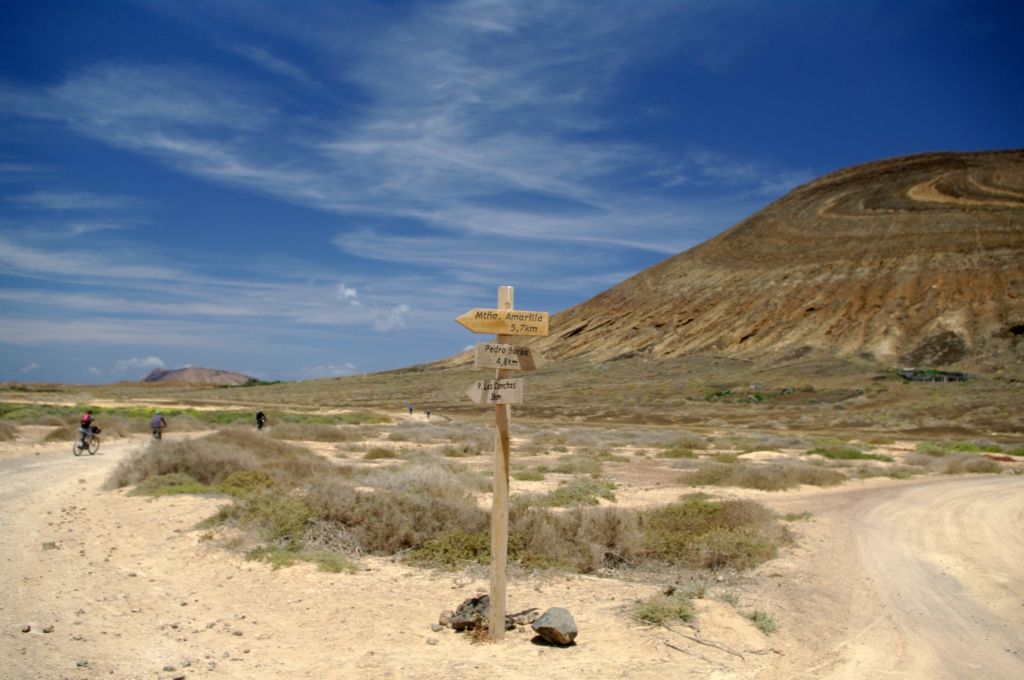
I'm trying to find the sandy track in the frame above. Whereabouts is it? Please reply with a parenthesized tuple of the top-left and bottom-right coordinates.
(2, 439, 1021, 679)
(759, 475, 1024, 679)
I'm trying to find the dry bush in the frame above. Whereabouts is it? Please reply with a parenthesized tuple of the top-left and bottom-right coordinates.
(268, 422, 375, 443)
(363, 447, 397, 460)
(386, 422, 489, 446)
(941, 453, 1003, 474)
(45, 424, 81, 441)
(355, 458, 490, 495)
(0, 421, 18, 441)
(305, 479, 489, 555)
(681, 461, 846, 491)
(104, 429, 337, 490)
(508, 505, 644, 572)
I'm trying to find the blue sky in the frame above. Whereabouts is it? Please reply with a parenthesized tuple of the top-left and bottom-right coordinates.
(2, 1, 1022, 383)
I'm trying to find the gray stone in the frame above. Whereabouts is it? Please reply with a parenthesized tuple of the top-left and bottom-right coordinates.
(76, 659, 88, 667)
(163, 665, 176, 672)
(430, 623, 443, 632)
(438, 609, 454, 626)
(450, 595, 515, 631)
(21, 625, 30, 633)
(531, 608, 577, 645)
(426, 638, 439, 646)
(42, 625, 54, 633)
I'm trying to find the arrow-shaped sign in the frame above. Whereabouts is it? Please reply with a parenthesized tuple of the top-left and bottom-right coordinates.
(456, 309, 549, 336)
(466, 378, 524, 405)
(474, 342, 547, 371)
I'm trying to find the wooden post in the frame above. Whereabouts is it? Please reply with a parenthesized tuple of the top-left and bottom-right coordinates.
(489, 285, 514, 640)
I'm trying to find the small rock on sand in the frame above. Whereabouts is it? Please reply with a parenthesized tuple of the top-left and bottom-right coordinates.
(531, 608, 577, 645)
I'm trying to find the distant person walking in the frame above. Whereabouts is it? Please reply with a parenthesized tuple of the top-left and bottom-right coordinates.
(256, 410, 267, 431)
(408, 404, 414, 415)
(426, 408, 431, 420)
(150, 410, 167, 440)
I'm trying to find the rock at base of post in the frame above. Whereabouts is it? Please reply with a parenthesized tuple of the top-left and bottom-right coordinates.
(531, 607, 577, 645)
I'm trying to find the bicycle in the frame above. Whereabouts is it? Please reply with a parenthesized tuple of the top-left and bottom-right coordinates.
(73, 431, 100, 456)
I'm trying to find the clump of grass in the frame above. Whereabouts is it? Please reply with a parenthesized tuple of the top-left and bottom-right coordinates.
(641, 497, 790, 570)
(512, 467, 547, 481)
(1009, 446, 1024, 457)
(657, 434, 708, 451)
(747, 610, 777, 635)
(681, 461, 846, 491)
(539, 478, 617, 507)
(947, 442, 982, 453)
(658, 447, 696, 459)
(245, 546, 356, 573)
(717, 591, 740, 607)
(633, 588, 695, 625)
(781, 511, 813, 522)
(363, 447, 397, 460)
(807, 448, 894, 462)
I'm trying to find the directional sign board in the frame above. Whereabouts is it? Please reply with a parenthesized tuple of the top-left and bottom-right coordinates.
(456, 309, 549, 336)
(474, 342, 547, 371)
(466, 378, 523, 405)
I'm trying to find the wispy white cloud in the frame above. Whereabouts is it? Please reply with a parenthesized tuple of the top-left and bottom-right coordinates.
(373, 304, 410, 332)
(87, 367, 102, 375)
(11, 190, 144, 212)
(112, 356, 164, 372)
(294, 363, 358, 379)
(230, 44, 321, 89)
(20, 362, 39, 372)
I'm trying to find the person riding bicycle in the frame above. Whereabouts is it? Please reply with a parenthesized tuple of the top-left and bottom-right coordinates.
(150, 409, 167, 440)
(79, 409, 99, 447)
(256, 410, 266, 431)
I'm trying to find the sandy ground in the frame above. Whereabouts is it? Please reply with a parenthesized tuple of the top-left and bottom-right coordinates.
(1, 434, 1022, 679)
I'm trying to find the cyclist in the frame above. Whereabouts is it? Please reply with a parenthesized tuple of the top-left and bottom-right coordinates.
(150, 409, 167, 440)
(256, 410, 266, 431)
(79, 409, 98, 448)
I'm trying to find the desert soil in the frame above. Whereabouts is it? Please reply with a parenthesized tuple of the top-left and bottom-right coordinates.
(2, 432, 1022, 680)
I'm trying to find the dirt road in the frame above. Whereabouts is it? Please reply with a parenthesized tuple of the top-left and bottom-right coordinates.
(1, 438, 1021, 679)
(761, 475, 1024, 679)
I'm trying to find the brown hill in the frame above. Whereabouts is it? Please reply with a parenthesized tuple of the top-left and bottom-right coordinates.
(141, 367, 256, 385)
(527, 150, 1024, 368)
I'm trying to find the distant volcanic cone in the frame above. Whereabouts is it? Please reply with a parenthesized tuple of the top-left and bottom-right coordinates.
(533, 150, 1024, 367)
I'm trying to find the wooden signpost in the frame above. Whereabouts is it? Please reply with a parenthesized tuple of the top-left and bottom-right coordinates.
(457, 287, 548, 640)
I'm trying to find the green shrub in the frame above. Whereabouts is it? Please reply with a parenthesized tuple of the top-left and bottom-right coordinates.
(1009, 446, 1024, 457)
(540, 478, 617, 507)
(658, 447, 696, 459)
(218, 470, 277, 497)
(641, 498, 788, 570)
(914, 442, 946, 457)
(942, 454, 1002, 474)
(947, 442, 982, 452)
(129, 472, 214, 497)
(512, 467, 546, 481)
